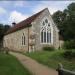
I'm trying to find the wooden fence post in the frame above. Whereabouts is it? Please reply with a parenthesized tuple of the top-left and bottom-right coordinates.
(57, 63, 63, 75)
(57, 63, 75, 75)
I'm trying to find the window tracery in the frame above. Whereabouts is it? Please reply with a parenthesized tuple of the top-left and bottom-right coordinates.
(41, 18, 51, 44)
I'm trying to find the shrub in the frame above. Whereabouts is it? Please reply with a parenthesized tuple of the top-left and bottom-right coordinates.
(0, 47, 5, 53)
(71, 50, 75, 57)
(43, 45, 55, 51)
(4, 47, 9, 54)
(63, 40, 75, 49)
(63, 40, 75, 58)
(63, 50, 75, 58)
(63, 50, 72, 58)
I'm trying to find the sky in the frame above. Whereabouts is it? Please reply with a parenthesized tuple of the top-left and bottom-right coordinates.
(0, 1, 75, 25)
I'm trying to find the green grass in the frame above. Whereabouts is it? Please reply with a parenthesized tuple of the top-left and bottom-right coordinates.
(0, 53, 31, 75)
(25, 50, 75, 71)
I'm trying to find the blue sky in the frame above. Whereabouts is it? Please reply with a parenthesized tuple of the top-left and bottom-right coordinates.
(0, 1, 75, 25)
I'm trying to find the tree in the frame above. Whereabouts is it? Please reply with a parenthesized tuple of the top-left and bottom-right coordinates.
(52, 11, 64, 36)
(0, 24, 4, 42)
(4, 25, 10, 34)
(52, 3, 75, 41)
(0, 24, 10, 46)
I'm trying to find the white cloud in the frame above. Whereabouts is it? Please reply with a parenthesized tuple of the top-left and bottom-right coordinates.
(0, 7, 7, 15)
(32, 1, 60, 14)
(0, 1, 10, 5)
(9, 11, 29, 25)
(0, 1, 28, 7)
(32, 1, 75, 14)
(14, 1, 28, 7)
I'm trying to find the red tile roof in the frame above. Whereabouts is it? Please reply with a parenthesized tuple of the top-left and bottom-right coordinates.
(5, 8, 47, 35)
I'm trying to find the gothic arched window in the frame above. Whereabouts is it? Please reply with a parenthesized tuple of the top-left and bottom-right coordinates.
(40, 18, 51, 44)
(22, 33, 25, 45)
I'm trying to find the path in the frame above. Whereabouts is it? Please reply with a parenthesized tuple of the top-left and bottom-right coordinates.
(10, 52, 58, 75)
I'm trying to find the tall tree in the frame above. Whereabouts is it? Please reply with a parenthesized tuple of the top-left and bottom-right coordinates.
(0, 24, 4, 42)
(52, 3, 75, 41)
(0, 24, 10, 46)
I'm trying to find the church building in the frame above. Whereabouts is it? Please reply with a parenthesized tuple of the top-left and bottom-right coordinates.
(3, 8, 59, 52)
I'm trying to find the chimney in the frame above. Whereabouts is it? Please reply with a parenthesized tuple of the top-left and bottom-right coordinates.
(12, 22, 16, 26)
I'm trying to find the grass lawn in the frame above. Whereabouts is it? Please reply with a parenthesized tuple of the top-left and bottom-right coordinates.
(0, 53, 31, 75)
(25, 50, 75, 71)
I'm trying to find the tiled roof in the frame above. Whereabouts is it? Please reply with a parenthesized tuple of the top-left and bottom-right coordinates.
(5, 8, 47, 35)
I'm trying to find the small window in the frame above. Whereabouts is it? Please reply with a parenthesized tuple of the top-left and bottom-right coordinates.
(48, 23, 50, 26)
(47, 32, 49, 43)
(23, 33, 24, 35)
(22, 35, 25, 45)
(41, 31, 43, 43)
(24, 36, 25, 45)
(43, 21, 45, 26)
(49, 33, 51, 43)
(22, 36, 23, 45)
(44, 32, 46, 43)
(45, 19, 48, 23)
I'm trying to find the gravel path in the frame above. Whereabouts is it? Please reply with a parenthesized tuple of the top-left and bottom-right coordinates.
(10, 52, 58, 75)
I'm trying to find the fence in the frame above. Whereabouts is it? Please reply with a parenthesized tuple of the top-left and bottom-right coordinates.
(57, 63, 75, 75)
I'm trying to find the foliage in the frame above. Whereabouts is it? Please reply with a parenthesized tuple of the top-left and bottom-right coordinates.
(62, 40, 75, 58)
(0, 24, 10, 46)
(63, 50, 72, 58)
(42, 45, 55, 51)
(25, 51, 75, 71)
(63, 50, 75, 58)
(63, 40, 75, 49)
(71, 50, 75, 57)
(52, 3, 75, 41)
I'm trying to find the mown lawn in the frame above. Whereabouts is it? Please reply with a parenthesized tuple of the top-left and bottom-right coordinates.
(25, 50, 75, 71)
(0, 53, 31, 75)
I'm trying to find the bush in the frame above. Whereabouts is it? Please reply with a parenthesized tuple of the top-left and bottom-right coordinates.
(63, 40, 75, 58)
(63, 50, 75, 58)
(71, 50, 75, 57)
(63, 40, 75, 49)
(43, 45, 55, 51)
(0, 47, 9, 54)
(0, 47, 5, 53)
(4, 47, 9, 54)
(63, 50, 72, 58)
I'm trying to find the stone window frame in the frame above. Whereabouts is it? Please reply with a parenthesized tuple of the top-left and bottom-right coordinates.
(40, 18, 51, 44)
